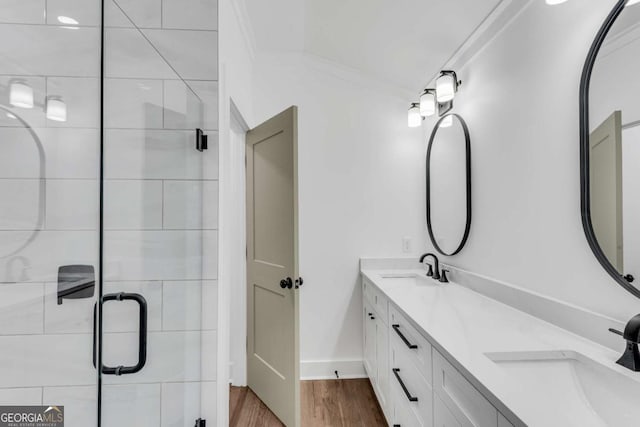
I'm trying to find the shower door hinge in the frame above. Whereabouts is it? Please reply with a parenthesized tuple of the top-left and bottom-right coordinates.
(196, 128, 208, 152)
(194, 418, 206, 427)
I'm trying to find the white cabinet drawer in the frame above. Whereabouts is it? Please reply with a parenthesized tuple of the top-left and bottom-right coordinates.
(391, 341, 433, 427)
(434, 394, 462, 427)
(433, 350, 497, 427)
(393, 379, 426, 427)
(363, 279, 388, 323)
(390, 306, 432, 385)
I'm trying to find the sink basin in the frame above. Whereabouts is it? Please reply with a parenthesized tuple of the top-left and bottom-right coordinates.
(486, 350, 640, 426)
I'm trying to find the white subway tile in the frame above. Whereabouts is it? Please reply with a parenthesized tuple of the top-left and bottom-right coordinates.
(46, 77, 100, 129)
(104, 180, 163, 230)
(201, 330, 216, 381)
(46, 0, 100, 26)
(161, 382, 202, 427)
(105, 29, 177, 79)
(0, 76, 46, 128)
(103, 281, 162, 332)
(46, 180, 98, 230)
(0, 26, 100, 77)
(0, 334, 95, 388)
(104, 130, 204, 180)
(0, 387, 42, 405)
(163, 80, 204, 130)
(0, 1, 46, 24)
(104, 230, 213, 281)
(43, 281, 96, 334)
(203, 230, 218, 280)
(162, 0, 217, 30)
(105, 0, 162, 29)
(203, 132, 219, 180)
(187, 81, 219, 130)
(200, 381, 217, 422)
(104, 78, 163, 129)
(141, 29, 218, 80)
(40, 129, 99, 179)
(102, 331, 203, 384)
(0, 231, 98, 283)
(102, 383, 161, 427)
(0, 180, 42, 231)
(162, 281, 201, 331)
(43, 386, 97, 426)
(163, 180, 218, 230)
(201, 281, 217, 330)
(0, 283, 44, 335)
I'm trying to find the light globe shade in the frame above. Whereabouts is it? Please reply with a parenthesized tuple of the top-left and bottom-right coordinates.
(10, 81, 34, 109)
(436, 73, 456, 103)
(408, 103, 422, 128)
(46, 97, 67, 122)
(420, 90, 436, 117)
(440, 115, 453, 128)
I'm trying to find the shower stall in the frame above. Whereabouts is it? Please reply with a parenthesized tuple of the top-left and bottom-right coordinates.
(0, 0, 219, 425)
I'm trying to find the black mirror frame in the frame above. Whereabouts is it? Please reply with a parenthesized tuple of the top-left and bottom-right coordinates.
(426, 113, 472, 257)
(579, 0, 640, 298)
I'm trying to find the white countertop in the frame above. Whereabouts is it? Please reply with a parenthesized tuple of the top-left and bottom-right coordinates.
(361, 266, 638, 427)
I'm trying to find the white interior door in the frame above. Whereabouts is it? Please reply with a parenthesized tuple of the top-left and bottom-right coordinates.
(246, 106, 300, 427)
(590, 110, 623, 271)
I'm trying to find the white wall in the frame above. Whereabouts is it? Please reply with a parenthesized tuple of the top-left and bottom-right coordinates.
(252, 53, 427, 377)
(420, 0, 640, 326)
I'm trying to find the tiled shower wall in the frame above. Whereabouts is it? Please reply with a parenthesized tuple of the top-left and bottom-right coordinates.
(0, 0, 219, 425)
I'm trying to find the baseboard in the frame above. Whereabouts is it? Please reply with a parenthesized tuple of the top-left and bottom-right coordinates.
(300, 360, 366, 380)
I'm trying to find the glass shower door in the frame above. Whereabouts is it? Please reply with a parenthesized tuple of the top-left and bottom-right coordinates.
(99, 0, 218, 425)
(0, 1, 102, 425)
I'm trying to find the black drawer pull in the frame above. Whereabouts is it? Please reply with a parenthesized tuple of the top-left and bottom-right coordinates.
(392, 368, 418, 402)
(392, 324, 418, 349)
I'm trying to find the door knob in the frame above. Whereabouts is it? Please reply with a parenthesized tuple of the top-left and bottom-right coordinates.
(280, 277, 293, 289)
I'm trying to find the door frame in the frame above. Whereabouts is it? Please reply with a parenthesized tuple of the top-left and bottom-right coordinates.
(217, 83, 251, 426)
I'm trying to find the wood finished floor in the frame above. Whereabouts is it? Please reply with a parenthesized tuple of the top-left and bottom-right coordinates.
(229, 379, 387, 427)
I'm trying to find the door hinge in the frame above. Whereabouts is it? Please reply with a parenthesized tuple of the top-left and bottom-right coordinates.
(195, 418, 206, 427)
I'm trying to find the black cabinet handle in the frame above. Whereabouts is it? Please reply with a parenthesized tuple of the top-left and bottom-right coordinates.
(393, 368, 418, 402)
(392, 324, 418, 349)
(101, 292, 148, 375)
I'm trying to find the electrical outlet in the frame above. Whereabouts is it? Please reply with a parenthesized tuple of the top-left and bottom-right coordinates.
(402, 237, 412, 253)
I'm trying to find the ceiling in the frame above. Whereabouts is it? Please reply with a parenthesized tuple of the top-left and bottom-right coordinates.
(243, 0, 503, 92)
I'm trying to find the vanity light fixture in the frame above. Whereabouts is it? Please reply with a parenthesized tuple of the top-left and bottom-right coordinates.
(436, 70, 461, 103)
(408, 103, 422, 127)
(419, 89, 436, 117)
(46, 96, 67, 122)
(9, 80, 34, 109)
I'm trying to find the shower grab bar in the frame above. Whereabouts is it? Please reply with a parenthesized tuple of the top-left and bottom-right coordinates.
(93, 292, 148, 376)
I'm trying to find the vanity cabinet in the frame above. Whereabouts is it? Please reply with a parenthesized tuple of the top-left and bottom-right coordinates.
(363, 281, 391, 419)
(362, 277, 517, 427)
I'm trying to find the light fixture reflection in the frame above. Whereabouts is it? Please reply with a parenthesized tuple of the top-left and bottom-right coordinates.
(46, 97, 67, 122)
(440, 115, 453, 128)
(6, 112, 16, 120)
(408, 103, 422, 128)
(545, 0, 568, 4)
(627, 0, 640, 5)
(419, 89, 436, 117)
(57, 16, 79, 25)
(9, 80, 34, 109)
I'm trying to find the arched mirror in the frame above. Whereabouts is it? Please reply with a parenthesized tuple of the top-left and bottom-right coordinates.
(426, 113, 471, 256)
(581, 0, 640, 297)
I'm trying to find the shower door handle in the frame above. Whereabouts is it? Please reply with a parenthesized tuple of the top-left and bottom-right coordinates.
(100, 292, 148, 376)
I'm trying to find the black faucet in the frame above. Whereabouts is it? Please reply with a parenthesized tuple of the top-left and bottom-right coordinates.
(609, 314, 640, 371)
(419, 253, 440, 281)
